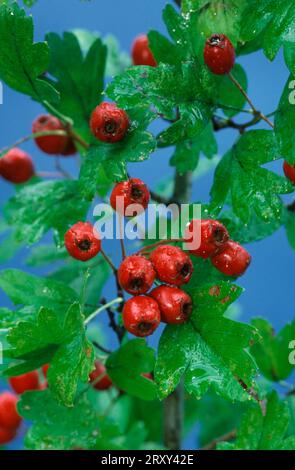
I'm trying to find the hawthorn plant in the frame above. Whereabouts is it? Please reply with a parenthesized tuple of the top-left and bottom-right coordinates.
(0, 0, 295, 451)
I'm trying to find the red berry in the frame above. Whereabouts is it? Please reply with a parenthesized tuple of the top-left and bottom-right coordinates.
(64, 222, 101, 262)
(142, 373, 153, 381)
(283, 161, 295, 184)
(118, 255, 156, 295)
(123, 296, 161, 337)
(42, 364, 49, 378)
(110, 178, 150, 216)
(32, 114, 76, 156)
(132, 35, 157, 67)
(0, 392, 21, 430)
(0, 426, 16, 445)
(89, 361, 112, 391)
(185, 219, 229, 259)
(204, 34, 235, 75)
(150, 245, 193, 286)
(90, 102, 130, 143)
(211, 240, 251, 277)
(0, 148, 34, 184)
(150, 286, 193, 325)
(9, 371, 40, 395)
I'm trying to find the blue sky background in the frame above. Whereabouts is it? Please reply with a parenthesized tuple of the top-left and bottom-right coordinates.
(0, 0, 294, 450)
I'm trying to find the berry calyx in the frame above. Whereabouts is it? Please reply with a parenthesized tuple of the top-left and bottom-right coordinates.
(204, 34, 235, 75)
(89, 361, 112, 391)
(122, 296, 161, 337)
(32, 114, 76, 156)
(185, 219, 229, 259)
(150, 286, 193, 325)
(132, 35, 157, 67)
(90, 102, 130, 143)
(150, 245, 193, 286)
(0, 148, 34, 184)
(110, 178, 150, 216)
(9, 371, 40, 395)
(64, 222, 101, 262)
(0, 392, 21, 430)
(118, 255, 156, 295)
(0, 426, 16, 445)
(211, 240, 251, 277)
(283, 161, 295, 184)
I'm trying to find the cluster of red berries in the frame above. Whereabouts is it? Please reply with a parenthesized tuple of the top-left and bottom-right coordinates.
(0, 367, 48, 445)
(185, 219, 251, 277)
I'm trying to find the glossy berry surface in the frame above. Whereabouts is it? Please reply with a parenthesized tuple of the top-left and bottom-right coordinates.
(90, 102, 130, 143)
(118, 255, 156, 295)
(9, 371, 40, 395)
(150, 285, 193, 324)
(185, 219, 229, 259)
(150, 245, 193, 286)
(0, 426, 16, 445)
(64, 222, 101, 262)
(283, 161, 295, 184)
(0, 148, 34, 184)
(89, 361, 112, 391)
(123, 296, 161, 337)
(32, 114, 76, 156)
(211, 240, 251, 277)
(204, 34, 235, 75)
(110, 178, 150, 216)
(132, 35, 157, 67)
(0, 392, 21, 430)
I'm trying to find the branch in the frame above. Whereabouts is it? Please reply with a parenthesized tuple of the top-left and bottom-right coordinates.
(201, 429, 237, 450)
(287, 200, 295, 212)
(92, 341, 112, 355)
(212, 114, 261, 134)
(101, 298, 125, 344)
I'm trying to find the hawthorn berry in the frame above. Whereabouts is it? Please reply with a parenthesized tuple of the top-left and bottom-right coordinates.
(9, 371, 40, 395)
(185, 219, 229, 259)
(64, 222, 101, 262)
(283, 161, 295, 184)
(32, 114, 76, 156)
(211, 240, 251, 277)
(89, 361, 112, 391)
(0, 392, 21, 430)
(132, 35, 157, 67)
(90, 102, 130, 143)
(0, 148, 34, 184)
(150, 286, 193, 325)
(123, 296, 161, 337)
(110, 178, 150, 216)
(118, 255, 156, 295)
(150, 245, 193, 286)
(42, 364, 49, 378)
(0, 426, 16, 445)
(204, 34, 235, 75)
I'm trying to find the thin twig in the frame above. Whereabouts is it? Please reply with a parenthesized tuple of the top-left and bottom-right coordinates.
(36, 171, 64, 179)
(150, 191, 170, 205)
(118, 215, 126, 259)
(137, 238, 184, 255)
(84, 297, 123, 325)
(228, 72, 274, 129)
(101, 298, 125, 343)
(201, 429, 237, 450)
(0, 130, 68, 158)
(92, 341, 112, 355)
(55, 157, 73, 179)
(100, 248, 117, 274)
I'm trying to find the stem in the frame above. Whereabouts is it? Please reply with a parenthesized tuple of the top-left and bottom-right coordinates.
(36, 171, 65, 179)
(84, 297, 123, 325)
(68, 127, 90, 150)
(228, 72, 274, 129)
(92, 341, 112, 355)
(0, 130, 68, 158)
(55, 157, 73, 180)
(163, 170, 192, 450)
(212, 114, 261, 133)
(138, 238, 185, 255)
(118, 215, 126, 259)
(101, 298, 125, 343)
(100, 248, 117, 274)
(201, 429, 237, 450)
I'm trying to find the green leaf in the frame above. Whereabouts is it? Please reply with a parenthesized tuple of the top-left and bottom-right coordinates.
(107, 339, 157, 401)
(219, 392, 295, 450)
(6, 303, 94, 406)
(79, 106, 156, 196)
(275, 74, 295, 164)
(0, 2, 58, 102)
(4, 180, 89, 245)
(210, 131, 294, 223)
(104, 34, 131, 76)
(218, 64, 248, 117)
(284, 40, 295, 74)
(18, 389, 101, 450)
(240, 0, 295, 61)
(155, 282, 258, 402)
(26, 244, 68, 267)
(0, 269, 77, 312)
(286, 211, 295, 251)
(250, 318, 295, 382)
(46, 31, 107, 138)
(170, 122, 217, 173)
